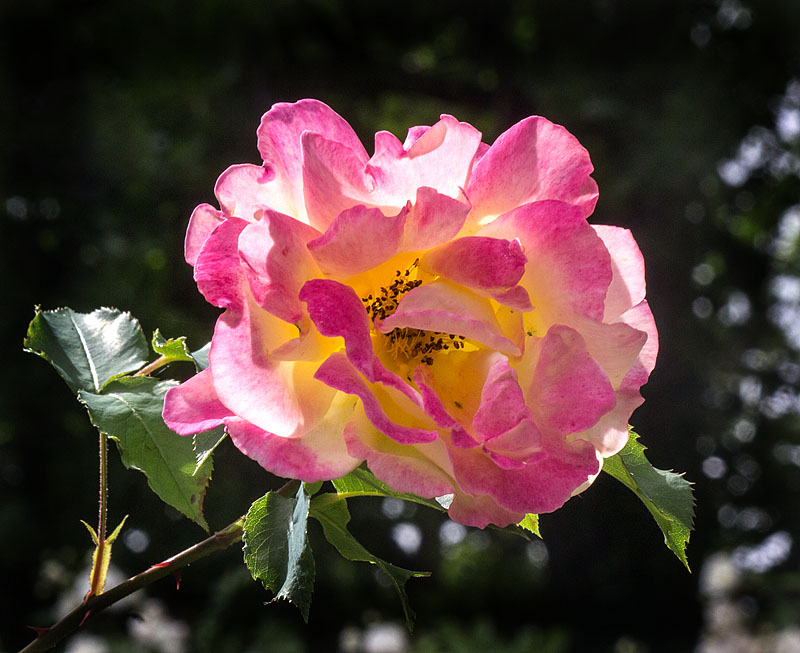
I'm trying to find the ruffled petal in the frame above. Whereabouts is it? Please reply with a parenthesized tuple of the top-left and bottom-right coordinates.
(375, 280, 521, 356)
(225, 391, 361, 481)
(446, 492, 524, 529)
(448, 438, 600, 520)
(256, 99, 369, 223)
(301, 131, 375, 230)
(480, 200, 612, 322)
(209, 292, 334, 437)
(307, 205, 405, 277)
(593, 225, 647, 322)
(527, 325, 616, 436)
(422, 236, 526, 292)
(214, 163, 294, 220)
(316, 353, 437, 445)
(399, 187, 470, 252)
(193, 217, 250, 311)
(367, 114, 482, 206)
(185, 204, 224, 266)
(238, 210, 321, 324)
(466, 116, 598, 225)
(162, 369, 231, 435)
(344, 407, 455, 496)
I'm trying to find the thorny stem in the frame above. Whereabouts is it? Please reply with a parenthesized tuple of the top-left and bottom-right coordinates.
(21, 479, 300, 652)
(86, 432, 109, 598)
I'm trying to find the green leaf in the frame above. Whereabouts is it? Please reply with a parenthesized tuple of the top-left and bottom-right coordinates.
(310, 494, 429, 630)
(191, 342, 211, 371)
(332, 465, 446, 513)
(517, 514, 541, 538)
(603, 430, 695, 570)
(193, 428, 227, 476)
(151, 329, 194, 363)
(242, 485, 316, 621)
(79, 376, 212, 530)
(24, 307, 149, 394)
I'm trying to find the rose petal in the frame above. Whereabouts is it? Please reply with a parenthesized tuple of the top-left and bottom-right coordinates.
(344, 407, 455, 496)
(301, 131, 375, 230)
(399, 187, 471, 252)
(307, 205, 405, 277)
(214, 163, 294, 221)
(225, 392, 361, 481)
(193, 217, 250, 311)
(210, 292, 333, 437)
(466, 115, 598, 225)
(185, 204, 224, 266)
(367, 114, 482, 206)
(376, 280, 521, 356)
(316, 353, 437, 445)
(593, 225, 647, 322)
(300, 278, 422, 404)
(528, 325, 616, 436)
(238, 210, 321, 323)
(256, 99, 369, 223)
(480, 200, 612, 322)
(422, 236, 527, 292)
(163, 369, 230, 435)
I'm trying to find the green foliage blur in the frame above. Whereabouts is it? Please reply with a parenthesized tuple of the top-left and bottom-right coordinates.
(2, 0, 800, 650)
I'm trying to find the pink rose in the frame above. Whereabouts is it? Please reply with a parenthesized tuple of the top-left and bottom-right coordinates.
(164, 99, 657, 528)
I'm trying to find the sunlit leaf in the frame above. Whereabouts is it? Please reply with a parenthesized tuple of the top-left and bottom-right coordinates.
(242, 484, 316, 621)
(79, 376, 212, 530)
(193, 428, 227, 476)
(310, 494, 430, 631)
(517, 514, 541, 538)
(603, 430, 695, 570)
(151, 329, 194, 363)
(24, 307, 148, 394)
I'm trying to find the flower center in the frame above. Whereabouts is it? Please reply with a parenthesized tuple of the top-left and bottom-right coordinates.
(360, 259, 465, 366)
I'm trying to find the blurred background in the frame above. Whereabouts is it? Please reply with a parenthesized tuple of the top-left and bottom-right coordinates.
(2, 0, 800, 651)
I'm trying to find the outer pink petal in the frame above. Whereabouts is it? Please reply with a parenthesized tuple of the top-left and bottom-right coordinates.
(448, 439, 600, 521)
(256, 99, 369, 223)
(375, 280, 521, 356)
(238, 210, 321, 324)
(307, 205, 405, 277)
(446, 492, 524, 529)
(593, 225, 647, 321)
(301, 131, 376, 230)
(344, 409, 455, 497)
(316, 353, 437, 445)
(185, 204, 224, 266)
(528, 325, 616, 436)
(480, 200, 612, 322)
(193, 217, 250, 311)
(210, 293, 334, 437)
(422, 236, 526, 292)
(367, 114, 482, 205)
(225, 413, 361, 482)
(580, 301, 658, 456)
(214, 163, 295, 221)
(399, 187, 471, 252)
(163, 369, 231, 435)
(466, 116, 598, 223)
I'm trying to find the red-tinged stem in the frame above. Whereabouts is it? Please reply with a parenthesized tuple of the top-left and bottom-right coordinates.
(19, 479, 300, 652)
(19, 517, 245, 652)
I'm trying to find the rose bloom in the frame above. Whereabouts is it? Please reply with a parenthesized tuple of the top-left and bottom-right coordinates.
(163, 99, 657, 528)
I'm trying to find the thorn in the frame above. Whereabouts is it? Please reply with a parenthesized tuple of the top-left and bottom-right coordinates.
(150, 560, 172, 569)
(173, 569, 182, 590)
(27, 625, 50, 637)
(79, 609, 93, 627)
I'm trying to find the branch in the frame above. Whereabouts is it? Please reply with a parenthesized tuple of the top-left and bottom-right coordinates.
(20, 479, 301, 652)
(21, 517, 245, 652)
